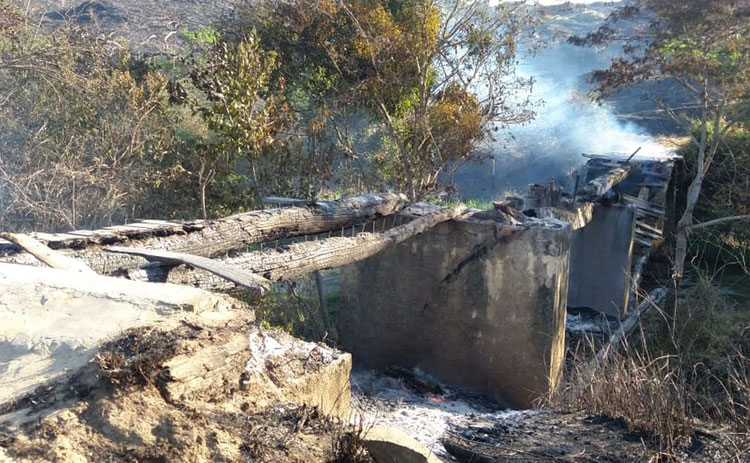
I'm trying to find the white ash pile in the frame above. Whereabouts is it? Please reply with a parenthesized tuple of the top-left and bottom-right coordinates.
(350, 367, 537, 461)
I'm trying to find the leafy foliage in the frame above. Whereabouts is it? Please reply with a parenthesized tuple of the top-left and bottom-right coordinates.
(577, 0, 750, 279)
(184, 31, 293, 217)
(242, 0, 541, 200)
(180, 25, 219, 46)
(0, 4, 194, 231)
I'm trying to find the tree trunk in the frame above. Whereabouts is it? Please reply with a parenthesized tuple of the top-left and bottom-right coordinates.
(200, 182, 208, 221)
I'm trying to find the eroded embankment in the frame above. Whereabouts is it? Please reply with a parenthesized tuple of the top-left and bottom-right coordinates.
(0, 264, 353, 463)
(1, 322, 352, 463)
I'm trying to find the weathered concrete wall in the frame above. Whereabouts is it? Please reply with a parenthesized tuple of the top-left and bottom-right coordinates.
(338, 214, 570, 408)
(567, 204, 636, 318)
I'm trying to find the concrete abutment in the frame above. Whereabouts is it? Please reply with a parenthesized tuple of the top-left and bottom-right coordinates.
(338, 214, 571, 408)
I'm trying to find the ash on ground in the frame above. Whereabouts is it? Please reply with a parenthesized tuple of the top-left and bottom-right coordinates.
(350, 367, 536, 461)
(348, 367, 742, 462)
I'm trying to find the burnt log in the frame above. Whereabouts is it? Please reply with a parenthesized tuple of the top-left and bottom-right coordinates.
(106, 247, 272, 295)
(1, 193, 408, 274)
(580, 164, 638, 199)
(130, 204, 468, 291)
(0, 233, 95, 274)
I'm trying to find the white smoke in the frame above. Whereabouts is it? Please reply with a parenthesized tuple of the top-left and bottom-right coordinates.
(454, 1, 672, 199)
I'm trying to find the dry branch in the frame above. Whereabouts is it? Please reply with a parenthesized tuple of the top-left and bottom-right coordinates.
(593, 287, 668, 366)
(687, 214, 750, 233)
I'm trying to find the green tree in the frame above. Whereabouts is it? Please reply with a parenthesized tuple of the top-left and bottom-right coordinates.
(243, 0, 541, 200)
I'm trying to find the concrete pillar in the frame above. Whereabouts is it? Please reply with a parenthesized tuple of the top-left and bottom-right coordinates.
(338, 215, 570, 408)
(567, 204, 636, 318)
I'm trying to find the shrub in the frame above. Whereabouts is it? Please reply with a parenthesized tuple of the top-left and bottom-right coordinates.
(0, 5, 196, 231)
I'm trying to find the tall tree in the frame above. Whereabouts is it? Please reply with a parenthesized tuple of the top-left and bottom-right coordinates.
(242, 0, 541, 200)
(578, 0, 750, 286)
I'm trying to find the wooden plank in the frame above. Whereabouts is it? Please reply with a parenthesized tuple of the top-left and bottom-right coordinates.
(0, 233, 95, 274)
(125, 223, 169, 230)
(106, 247, 271, 295)
(636, 228, 663, 241)
(27, 232, 63, 242)
(580, 164, 638, 198)
(139, 220, 184, 226)
(66, 230, 98, 237)
(621, 194, 665, 211)
(33, 233, 84, 241)
(633, 208, 666, 219)
(636, 221, 663, 235)
(634, 236, 654, 247)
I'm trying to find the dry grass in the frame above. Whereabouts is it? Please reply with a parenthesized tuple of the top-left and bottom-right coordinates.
(547, 276, 750, 461)
(548, 339, 695, 458)
(329, 420, 373, 463)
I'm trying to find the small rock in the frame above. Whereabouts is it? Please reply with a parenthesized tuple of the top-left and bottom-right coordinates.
(362, 426, 443, 463)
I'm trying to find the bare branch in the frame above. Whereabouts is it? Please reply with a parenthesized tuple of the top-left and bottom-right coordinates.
(687, 215, 750, 233)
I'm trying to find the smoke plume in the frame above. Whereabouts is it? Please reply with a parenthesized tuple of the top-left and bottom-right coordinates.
(454, 0, 672, 200)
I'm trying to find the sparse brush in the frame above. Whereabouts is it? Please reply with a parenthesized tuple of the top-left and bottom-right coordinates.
(547, 273, 750, 460)
(329, 419, 373, 463)
(724, 350, 750, 432)
(547, 336, 695, 458)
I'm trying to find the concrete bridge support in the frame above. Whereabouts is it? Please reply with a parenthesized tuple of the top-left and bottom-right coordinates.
(567, 204, 637, 318)
(338, 214, 571, 408)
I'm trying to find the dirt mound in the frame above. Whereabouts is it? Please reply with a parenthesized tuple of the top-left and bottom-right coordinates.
(1, 319, 355, 463)
(2, 390, 348, 463)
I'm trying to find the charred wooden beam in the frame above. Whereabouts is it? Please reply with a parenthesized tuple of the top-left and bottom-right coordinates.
(1, 193, 408, 274)
(621, 194, 666, 218)
(106, 247, 272, 295)
(0, 233, 95, 274)
(580, 163, 638, 199)
(533, 203, 595, 230)
(261, 197, 310, 207)
(129, 204, 468, 292)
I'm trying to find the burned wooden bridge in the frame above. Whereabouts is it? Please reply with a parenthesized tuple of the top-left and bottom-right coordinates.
(0, 153, 676, 411)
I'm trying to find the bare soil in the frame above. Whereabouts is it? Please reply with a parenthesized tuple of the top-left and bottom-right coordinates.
(29, 0, 232, 56)
(1, 385, 347, 463)
(443, 410, 749, 463)
(1, 321, 359, 463)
